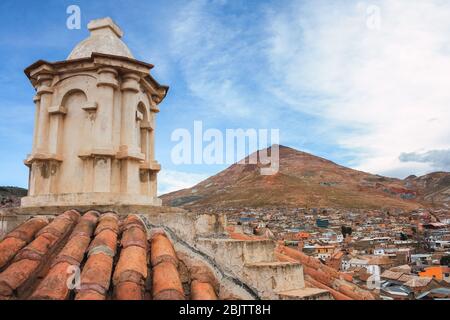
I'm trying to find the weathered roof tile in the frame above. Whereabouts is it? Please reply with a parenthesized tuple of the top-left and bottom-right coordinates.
(151, 233, 178, 267)
(0, 211, 79, 299)
(152, 261, 185, 300)
(75, 212, 119, 300)
(30, 212, 100, 300)
(0, 211, 225, 300)
(191, 280, 217, 300)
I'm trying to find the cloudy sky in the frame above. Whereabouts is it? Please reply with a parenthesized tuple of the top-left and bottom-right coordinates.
(0, 0, 449, 194)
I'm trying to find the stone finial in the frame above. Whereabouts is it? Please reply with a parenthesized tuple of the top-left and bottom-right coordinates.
(67, 16, 134, 60)
(88, 17, 124, 38)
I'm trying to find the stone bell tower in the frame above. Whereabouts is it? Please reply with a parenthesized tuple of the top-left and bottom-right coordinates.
(21, 17, 168, 207)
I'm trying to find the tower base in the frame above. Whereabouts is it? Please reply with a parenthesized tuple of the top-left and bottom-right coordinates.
(21, 192, 162, 208)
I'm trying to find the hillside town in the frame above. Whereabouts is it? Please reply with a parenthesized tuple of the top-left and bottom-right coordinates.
(217, 206, 450, 300)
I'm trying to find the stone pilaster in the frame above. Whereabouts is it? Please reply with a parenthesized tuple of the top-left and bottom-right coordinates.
(119, 73, 142, 156)
(34, 75, 54, 155)
(31, 95, 40, 154)
(47, 105, 67, 156)
(86, 67, 118, 193)
(95, 67, 117, 152)
(118, 73, 144, 195)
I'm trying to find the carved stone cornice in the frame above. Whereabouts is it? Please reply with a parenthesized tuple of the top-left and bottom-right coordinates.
(139, 161, 161, 172)
(96, 67, 119, 88)
(24, 153, 62, 166)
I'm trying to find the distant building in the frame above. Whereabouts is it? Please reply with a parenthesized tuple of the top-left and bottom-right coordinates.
(419, 266, 450, 283)
(316, 218, 329, 228)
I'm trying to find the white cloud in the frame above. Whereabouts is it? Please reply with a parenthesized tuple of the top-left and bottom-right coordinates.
(400, 149, 450, 171)
(264, 0, 450, 177)
(168, 0, 269, 121)
(158, 170, 209, 195)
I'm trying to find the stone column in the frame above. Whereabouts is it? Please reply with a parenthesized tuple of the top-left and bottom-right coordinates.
(34, 75, 53, 155)
(139, 120, 152, 196)
(28, 74, 57, 196)
(90, 67, 118, 192)
(95, 67, 117, 151)
(119, 73, 143, 195)
(47, 105, 67, 156)
(120, 73, 141, 154)
(149, 171, 157, 197)
(148, 116, 155, 161)
(31, 94, 41, 154)
(148, 109, 159, 197)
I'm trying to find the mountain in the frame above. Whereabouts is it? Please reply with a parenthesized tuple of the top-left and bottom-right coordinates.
(161, 145, 450, 210)
(405, 172, 450, 207)
(0, 186, 27, 208)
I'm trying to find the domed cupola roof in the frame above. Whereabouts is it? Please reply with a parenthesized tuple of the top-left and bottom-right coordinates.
(67, 17, 134, 60)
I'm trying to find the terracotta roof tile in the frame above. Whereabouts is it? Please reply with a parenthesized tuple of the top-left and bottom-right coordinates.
(94, 213, 119, 235)
(404, 276, 433, 288)
(36, 210, 79, 238)
(380, 270, 404, 280)
(0, 259, 40, 297)
(337, 284, 374, 300)
(76, 248, 114, 299)
(30, 212, 100, 300)
(0, 238, 27, 270)
(304, 276, 352, 300)
(13, 232, 59, 262)
(150, 231, 184, 300)
(0, 211, 79, 299)
(277, 245, 377, 300)
(3, 217, 48, 243)
(113, 215, 148, 300)
(29, 262, 72, 300)
(152, 261, 185, 300)
(114, 281, 143, 300)
(151, 233, 178, 267)
(0, 211, 224, 300)
(75, 212, 119, 300)
(120, 223, 147, 250)
(191, 280, 218, 300)
(75, 289, 105, 300)
(189, 265, 218, 286)
(228, 232, 262, 241)
(69, 210, 99, 239)
(53, 234, 92, 267)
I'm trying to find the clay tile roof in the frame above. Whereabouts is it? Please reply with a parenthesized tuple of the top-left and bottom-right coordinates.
(0, 211, 79, 299)
(381, 270, 404, 281)
(152, 261, 185, 300)
(0, 210, 220, 300)
(0, 217, 48, 269)
(30, 213, 100, 300)
(76, 213, 119, 300)
(390, 265, 412, 273)
(276, 245, 377, 300)
(112, 215, 148, 300)
(191, 280, 218, 300)
(398, 274, 416, 283)
(367, 255, 392, 265)
(404, 277, 433, 288)
(151, 233, 178, 267)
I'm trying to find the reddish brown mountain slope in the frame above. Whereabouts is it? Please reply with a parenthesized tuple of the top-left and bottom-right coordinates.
(162, 145, 449, 210)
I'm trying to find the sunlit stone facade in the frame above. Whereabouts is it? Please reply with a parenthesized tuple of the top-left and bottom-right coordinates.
(21, 18, 168, 207)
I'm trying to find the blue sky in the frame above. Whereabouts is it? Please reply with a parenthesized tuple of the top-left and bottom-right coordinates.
(0, 0, 449, 194)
